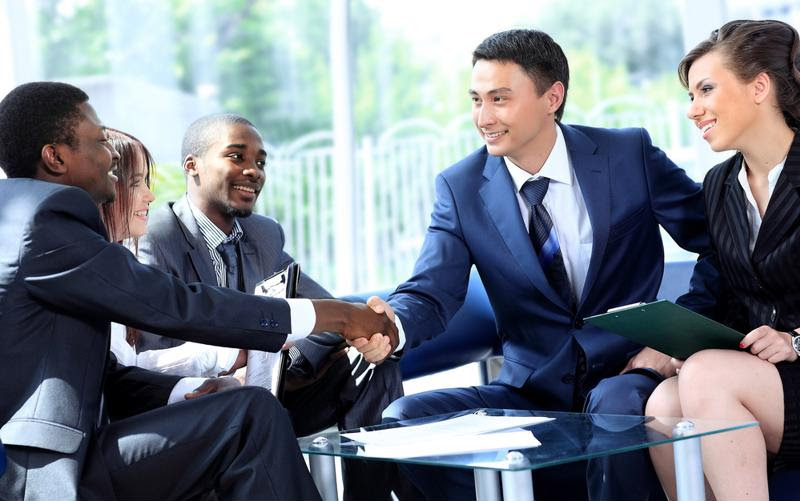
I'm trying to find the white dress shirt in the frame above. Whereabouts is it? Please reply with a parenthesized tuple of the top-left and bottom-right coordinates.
(737, 158, 786, 253)
(505, 124, 594, 301)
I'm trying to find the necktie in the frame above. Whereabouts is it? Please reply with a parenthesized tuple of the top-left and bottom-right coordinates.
(520, 178, 575, 309)
(216, 240, 241, 291)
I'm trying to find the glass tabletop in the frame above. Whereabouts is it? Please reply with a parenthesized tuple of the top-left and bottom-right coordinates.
(297, 408, 757, 472)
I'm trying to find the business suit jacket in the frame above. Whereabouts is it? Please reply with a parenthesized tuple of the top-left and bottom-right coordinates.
(137, 196, 403, 433)
(389, 123, 716, 410)
(0, 179, 295, 499)
(701, 133, 800, 332)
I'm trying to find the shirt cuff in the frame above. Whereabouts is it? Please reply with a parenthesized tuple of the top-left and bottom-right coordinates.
(286, 298, 315, 336)
(168, 377, 208, 404)
(395, 314, 406, 352)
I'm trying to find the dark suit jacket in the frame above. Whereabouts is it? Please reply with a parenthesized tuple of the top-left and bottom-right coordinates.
(136, 196, 403, 434)
(389, 123, 716, 410)
(0, 179, 293, 498)
(137, 195, 342, 370)
(699, 133, 800, 332)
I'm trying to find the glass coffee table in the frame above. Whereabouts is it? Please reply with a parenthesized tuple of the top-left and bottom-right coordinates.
(298, 408, 757, 501)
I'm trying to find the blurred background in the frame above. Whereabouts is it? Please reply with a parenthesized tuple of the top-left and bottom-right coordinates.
(1, 0, 797, 295)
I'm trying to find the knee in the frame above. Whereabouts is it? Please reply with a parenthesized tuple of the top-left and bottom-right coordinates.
(644, 378, 681, 417)
(585, 373, 659, 415)
(382, 395, 417, 423)
(678, 349, 738, 412)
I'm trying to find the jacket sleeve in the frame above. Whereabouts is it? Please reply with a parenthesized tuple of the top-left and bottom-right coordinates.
(638, 128, 723, 317)
(22, 188, 291, 353)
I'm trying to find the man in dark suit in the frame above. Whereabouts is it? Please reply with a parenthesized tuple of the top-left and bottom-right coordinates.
(0, 82, 395, 500)
(135, 114, 403, 498)
(364, 29, 717, 500)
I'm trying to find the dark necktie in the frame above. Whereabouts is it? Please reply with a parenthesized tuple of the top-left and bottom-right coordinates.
(520, 178, 575, 309)
(216, 240, 241, 291)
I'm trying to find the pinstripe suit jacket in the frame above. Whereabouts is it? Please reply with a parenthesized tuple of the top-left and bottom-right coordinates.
(702, 134, 800, 332)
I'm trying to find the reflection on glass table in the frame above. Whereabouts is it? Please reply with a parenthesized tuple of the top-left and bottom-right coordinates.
(297, 408, 757, 501)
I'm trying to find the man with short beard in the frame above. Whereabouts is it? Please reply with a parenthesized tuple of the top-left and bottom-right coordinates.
(135, 114, 403, 499)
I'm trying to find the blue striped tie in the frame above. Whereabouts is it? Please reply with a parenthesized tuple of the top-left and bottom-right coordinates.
(520, 178, 575, 309)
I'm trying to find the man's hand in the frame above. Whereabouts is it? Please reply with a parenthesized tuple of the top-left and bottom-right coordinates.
(311, 299, 399, 351)
(621, 347, 677, 378)
(350, 333, 392, 364)
(367, 295, 395, 322)
(346, 296, 396, 364)
(741, 325, 798, 364)
(184, 376, 240, 400)
(218, 349, 248, 376)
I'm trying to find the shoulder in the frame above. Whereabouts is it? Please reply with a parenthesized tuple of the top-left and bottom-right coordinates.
(145, 202, 183, 239)
(703, 153, 740, 193)
(239, 213, 282, 239)
(563, 123, 648, 151)
(3, 179, 103, 227)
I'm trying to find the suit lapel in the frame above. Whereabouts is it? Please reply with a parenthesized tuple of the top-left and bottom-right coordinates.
(172, 196, 218, 285)
(752, 134, 800, 262)
(479, 154, 568, 309)
(562, 125, 608, 310)
(239, 226, 260, 294)
(721, 156, 755, 271)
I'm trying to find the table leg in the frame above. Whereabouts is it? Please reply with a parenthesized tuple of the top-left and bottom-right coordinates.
(474, 469, 502, 501)
(672, 420, 705, 501)
(500, 451, 534, 501)
(308, 437, 338, 501)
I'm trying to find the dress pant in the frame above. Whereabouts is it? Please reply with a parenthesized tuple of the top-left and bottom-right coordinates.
(2, 387, 320, 501)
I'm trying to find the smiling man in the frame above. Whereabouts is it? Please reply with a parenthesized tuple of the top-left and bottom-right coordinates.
(365, 29, 721, 501)
(134, 114, 403, 486)
(0, 82, 397, 501)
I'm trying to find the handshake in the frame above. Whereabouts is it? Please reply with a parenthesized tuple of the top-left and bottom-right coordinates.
(311, 296, 397, 364)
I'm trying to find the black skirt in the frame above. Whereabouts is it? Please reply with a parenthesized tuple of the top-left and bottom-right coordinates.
(775, 361, 800, 471)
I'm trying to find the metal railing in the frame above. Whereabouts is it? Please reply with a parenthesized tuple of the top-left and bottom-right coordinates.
(257, 98, 699, 294)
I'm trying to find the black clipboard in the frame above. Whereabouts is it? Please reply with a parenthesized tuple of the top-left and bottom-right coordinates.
(269, 262, 300, 402)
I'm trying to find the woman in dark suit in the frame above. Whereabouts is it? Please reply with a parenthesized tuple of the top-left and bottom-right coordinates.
(647, 19, 800, 500)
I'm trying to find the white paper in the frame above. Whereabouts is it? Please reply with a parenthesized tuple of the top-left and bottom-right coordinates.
(247, 268, 292, 389)
(342, 414, 553, 446)
(359, 429, 541, 459)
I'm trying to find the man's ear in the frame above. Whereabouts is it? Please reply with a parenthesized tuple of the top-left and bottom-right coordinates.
(184, 155, 199, 177)
(545, 81, 565, 116)
(40, 144, 68, 176)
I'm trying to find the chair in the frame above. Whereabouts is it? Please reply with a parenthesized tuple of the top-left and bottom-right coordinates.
(0, 438, 6, 478)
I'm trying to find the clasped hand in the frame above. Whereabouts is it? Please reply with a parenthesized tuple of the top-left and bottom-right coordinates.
(739, 325, 798, 364)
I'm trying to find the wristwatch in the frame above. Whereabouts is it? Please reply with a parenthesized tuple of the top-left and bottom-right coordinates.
(791, 330, 800, 359)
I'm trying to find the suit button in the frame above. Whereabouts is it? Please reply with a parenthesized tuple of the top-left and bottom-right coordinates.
(269, 320, 279, 328)
(561, 374, 575, 384)
(260, 320, 269, 327)
(573, 319, 584, 329)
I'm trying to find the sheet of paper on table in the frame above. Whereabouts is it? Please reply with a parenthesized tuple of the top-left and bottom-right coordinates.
(342, 414, 552, 458)
(359, 428, 541, 459)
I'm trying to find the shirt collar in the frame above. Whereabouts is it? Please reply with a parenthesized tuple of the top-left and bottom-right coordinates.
(505, 123, 573, 192)
(185, 194, 244, 249)
(736, 157, 786, 202)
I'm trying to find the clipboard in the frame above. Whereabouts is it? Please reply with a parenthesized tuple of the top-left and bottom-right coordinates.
(271, 262, 299, 402)
(251, 262, 300, 402)
(584, 300, 744, 360)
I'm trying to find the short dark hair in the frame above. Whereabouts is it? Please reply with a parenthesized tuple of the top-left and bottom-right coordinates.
(679, 19, 800, 128)
(473, 29, 570, 121)
(0, 81, 89, 178)
(181, 113, 256, 160)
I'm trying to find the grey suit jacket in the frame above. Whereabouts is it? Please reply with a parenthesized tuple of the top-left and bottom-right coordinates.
(137, 196, 339, 369)
(0, 179, 293, 499)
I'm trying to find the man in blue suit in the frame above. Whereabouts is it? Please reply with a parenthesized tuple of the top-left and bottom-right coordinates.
(365, 29, 716, 500)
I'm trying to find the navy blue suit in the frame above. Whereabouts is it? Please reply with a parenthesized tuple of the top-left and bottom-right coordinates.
(385, 124, 715, 500)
